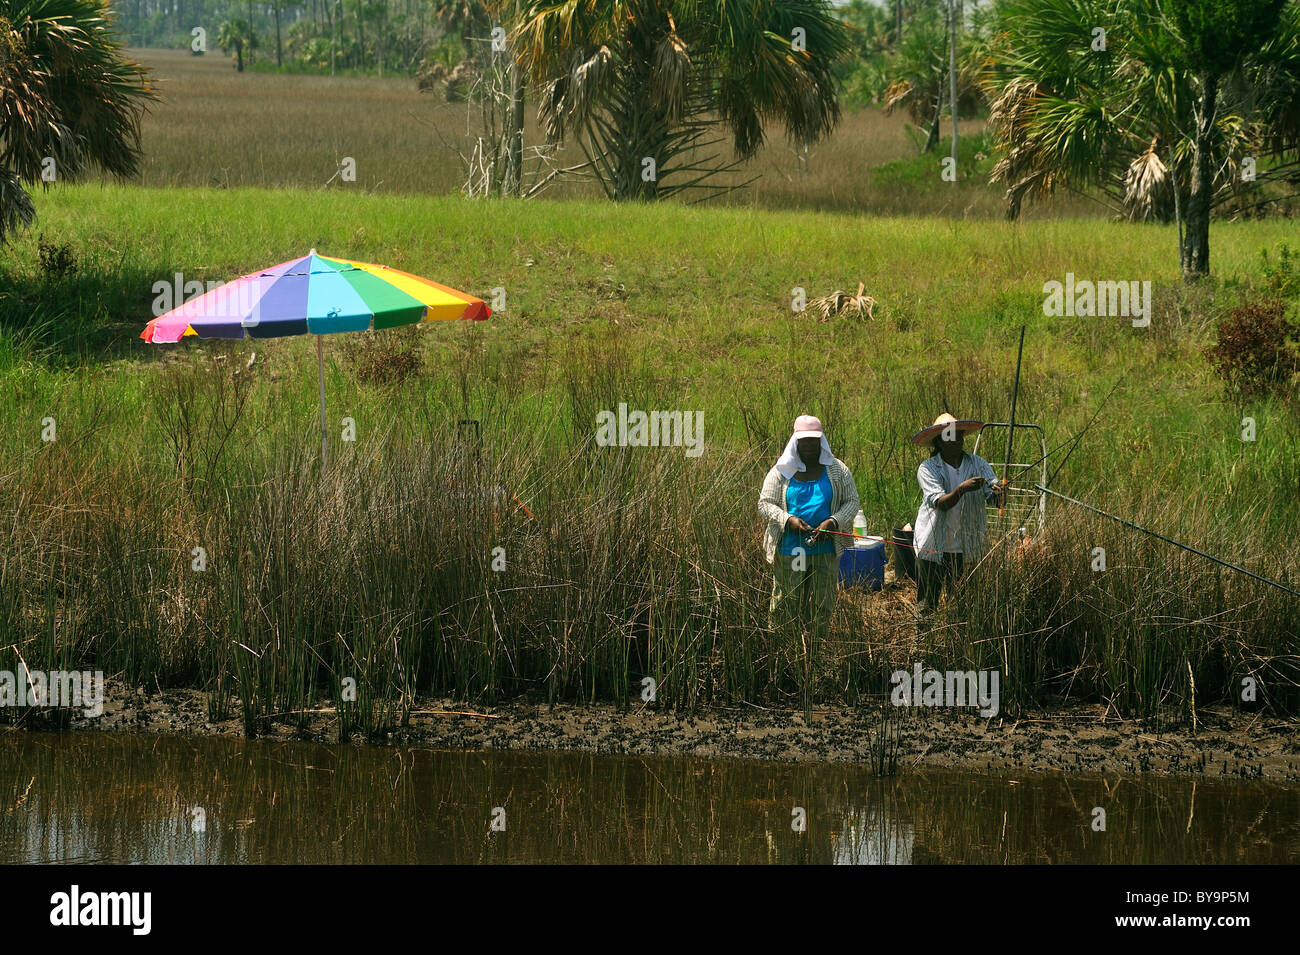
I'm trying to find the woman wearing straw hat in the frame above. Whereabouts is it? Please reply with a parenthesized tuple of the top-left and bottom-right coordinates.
(758, 415, 861, 687)
(911, 413, 1006, 631)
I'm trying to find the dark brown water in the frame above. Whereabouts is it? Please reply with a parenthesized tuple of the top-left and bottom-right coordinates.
(2, 731, 1297, 864)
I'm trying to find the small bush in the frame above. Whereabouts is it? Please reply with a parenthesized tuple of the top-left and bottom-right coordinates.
(1259, 242, 1300, 300)
(344, 327, 424, 385)
(1204, 297, 1299, 400)
(37, 236, 77, 280)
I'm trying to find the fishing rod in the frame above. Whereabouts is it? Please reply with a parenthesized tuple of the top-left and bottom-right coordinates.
(1045, 375, 1125, 489)
(1033, 484, 1300, 598)
(811, 391, 1128, 553)
(802, 377, 1126, 551)
(975, 372, 1124, 499)
(816, 523, 1028, 551)
(1000, 325, 1026, 523)
(803, 428, 1102, 549)
(814, 527, 918, 549)
(975, 417, 1108, 497)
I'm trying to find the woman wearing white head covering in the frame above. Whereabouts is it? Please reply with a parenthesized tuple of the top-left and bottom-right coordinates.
(758, 415, 861, 691)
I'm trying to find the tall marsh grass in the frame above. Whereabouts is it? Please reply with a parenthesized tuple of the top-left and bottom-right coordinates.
(1, 341, 1297, 736)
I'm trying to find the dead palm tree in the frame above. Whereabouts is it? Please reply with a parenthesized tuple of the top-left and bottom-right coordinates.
(504, 0, 852, 201)
(0, 0, 156, 241)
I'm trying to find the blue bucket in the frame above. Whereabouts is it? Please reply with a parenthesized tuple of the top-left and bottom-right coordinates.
(839, 541, 885, 590)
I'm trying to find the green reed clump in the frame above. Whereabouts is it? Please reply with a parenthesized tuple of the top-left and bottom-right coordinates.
(867, 701, 901, 776)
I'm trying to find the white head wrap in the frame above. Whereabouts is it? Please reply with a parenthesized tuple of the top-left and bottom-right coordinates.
(775, 432, 834, 480)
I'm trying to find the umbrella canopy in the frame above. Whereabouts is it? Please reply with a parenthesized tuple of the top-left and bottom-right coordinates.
(141, 250, 489, 343)
(140, 250, 491, 466)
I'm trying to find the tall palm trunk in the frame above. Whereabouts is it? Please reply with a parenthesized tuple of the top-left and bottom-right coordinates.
(1184, 72, 1218, 279)
(948, 0, 959, 174)
(923, 82, 941, 154)
(325, 0, 336, 75)
(355, 0, 366, 71)
(504, 57, 525, 197)
(335, 0, 342, 74)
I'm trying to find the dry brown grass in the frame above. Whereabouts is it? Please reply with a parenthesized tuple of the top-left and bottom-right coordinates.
(117, 48, 1090, 216)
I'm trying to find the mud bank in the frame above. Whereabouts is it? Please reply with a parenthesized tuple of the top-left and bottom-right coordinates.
(9, 682, 1298, 780)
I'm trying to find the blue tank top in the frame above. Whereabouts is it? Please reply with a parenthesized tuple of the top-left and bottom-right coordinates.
(780, 470, 834, 556)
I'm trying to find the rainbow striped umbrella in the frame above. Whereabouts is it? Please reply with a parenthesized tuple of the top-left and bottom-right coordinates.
(141, 250, 490, 462)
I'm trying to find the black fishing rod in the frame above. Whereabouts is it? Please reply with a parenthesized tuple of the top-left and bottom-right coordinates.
(988, 375, 1122, 494)
(1003, 326, 1025, 489)
(997, 325, 1026, 527)
(1033, 484, 1300, 598)
(992, 432, 1075, 493)
(1044, 375, 1125, 489)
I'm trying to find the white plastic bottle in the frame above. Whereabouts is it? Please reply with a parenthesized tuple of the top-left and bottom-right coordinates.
(853, 510, 868, 546)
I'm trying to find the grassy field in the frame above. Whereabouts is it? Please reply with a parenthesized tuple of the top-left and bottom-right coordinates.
(2, 180, 1298, 733)
(110, 48, 1097, 217)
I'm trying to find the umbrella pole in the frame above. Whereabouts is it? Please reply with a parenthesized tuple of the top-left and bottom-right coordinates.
(316, 334, 328, 468)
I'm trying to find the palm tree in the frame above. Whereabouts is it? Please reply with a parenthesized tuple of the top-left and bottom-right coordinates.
(881, 3, 950, 152)
(984, 0, 1300, 278)
(433, 0, 492, 56)
(879, 0, 983, 154)
(0, 0, 156, 242)
(1171, 0, 1294, 276)
(506, 0, 852, 201)
(217, 18, 255, 72)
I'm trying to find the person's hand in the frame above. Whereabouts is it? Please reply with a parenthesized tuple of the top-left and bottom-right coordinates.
(786, 515, 813, 534)
(991, 480, 1009, 506)
(957, 476, 986, 495)
(807, 518, 837, 543)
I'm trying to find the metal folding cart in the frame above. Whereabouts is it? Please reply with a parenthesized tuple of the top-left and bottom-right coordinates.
(972, 422, 1048, 537)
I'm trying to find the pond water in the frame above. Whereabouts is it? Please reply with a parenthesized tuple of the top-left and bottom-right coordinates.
(2, 731, 1297, 864)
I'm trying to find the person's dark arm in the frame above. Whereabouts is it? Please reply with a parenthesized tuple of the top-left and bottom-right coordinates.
(935, 477, 985, 511)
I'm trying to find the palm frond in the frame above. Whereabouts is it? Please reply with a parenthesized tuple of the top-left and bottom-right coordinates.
(651, 26, 690, 123)
(1123, 136, 1169, 220)
(0, 0, 156, 240)
(809, 283, 877, 322)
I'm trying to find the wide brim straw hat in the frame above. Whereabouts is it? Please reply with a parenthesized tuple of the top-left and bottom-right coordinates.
(910, 412, 983, 447)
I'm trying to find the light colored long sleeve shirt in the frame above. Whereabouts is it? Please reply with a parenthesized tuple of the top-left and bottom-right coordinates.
(759, 458, 861, 565)
(913, 452, 997, 563)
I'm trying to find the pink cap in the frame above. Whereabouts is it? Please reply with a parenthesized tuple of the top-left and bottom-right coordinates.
(792, 414, 824, 439)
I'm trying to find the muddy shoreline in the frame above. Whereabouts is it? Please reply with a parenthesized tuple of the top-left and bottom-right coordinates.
(7, 682, 1298, 781)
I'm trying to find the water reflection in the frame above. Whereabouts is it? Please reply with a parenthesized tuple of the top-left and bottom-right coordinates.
(833, 807, 914, 864)
(1, 732, 1296, 864)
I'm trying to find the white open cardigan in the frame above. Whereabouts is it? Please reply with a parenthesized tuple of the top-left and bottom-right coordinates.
(758, 458, 861, 565)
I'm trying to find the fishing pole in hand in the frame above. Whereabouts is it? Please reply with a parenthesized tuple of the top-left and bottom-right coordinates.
(809, 527, 919, 549)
